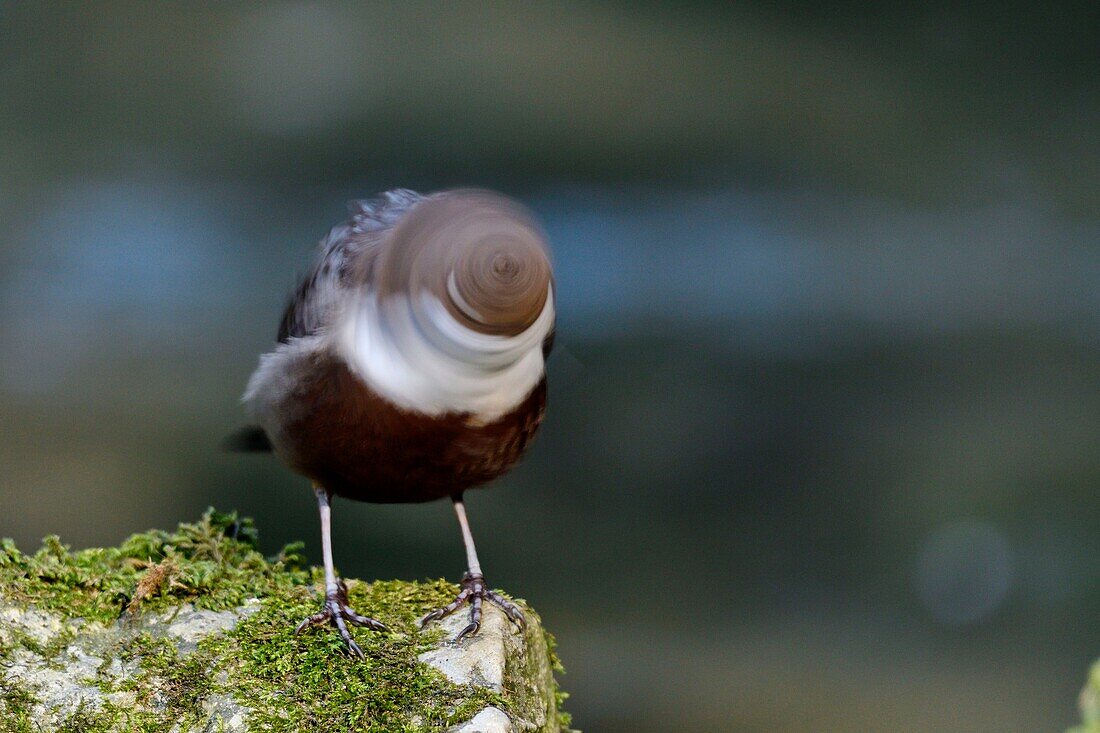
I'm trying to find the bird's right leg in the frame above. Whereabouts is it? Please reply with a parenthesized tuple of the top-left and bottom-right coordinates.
(418, 494, 526, 643)
(295, 484, 387, 658)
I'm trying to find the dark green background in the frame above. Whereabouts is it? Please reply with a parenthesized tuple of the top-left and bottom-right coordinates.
(1, 3, 1098, 731)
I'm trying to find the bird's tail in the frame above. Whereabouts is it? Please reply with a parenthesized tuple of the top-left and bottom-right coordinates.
(223, 425, 273, 452)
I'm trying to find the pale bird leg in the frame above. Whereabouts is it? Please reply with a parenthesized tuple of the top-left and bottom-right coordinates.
(295, 484, 387, 658)
(418, 495, 526, 643)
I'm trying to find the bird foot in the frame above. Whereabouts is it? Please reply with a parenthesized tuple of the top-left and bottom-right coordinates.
(295, 578, 388, 658)
(418, 572, 526, 643)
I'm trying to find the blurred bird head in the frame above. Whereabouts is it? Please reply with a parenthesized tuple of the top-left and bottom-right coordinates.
(338, 189, 554, 420)
(374, 189, 553, 338)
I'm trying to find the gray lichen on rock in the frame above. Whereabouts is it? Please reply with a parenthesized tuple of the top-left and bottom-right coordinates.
(1, 600, 256, 730)
(0, 510, 573, 733)
(421, 604, 563, 731)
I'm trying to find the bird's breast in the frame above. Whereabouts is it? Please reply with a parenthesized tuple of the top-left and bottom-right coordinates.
(280, 353, 547, 503)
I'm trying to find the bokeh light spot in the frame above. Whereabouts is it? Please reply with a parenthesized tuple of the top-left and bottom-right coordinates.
(915, 519, 1014, 625)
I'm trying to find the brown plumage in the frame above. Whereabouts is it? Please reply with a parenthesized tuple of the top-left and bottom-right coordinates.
(281, 354, 546, 504)
(237, 189, 554, 655)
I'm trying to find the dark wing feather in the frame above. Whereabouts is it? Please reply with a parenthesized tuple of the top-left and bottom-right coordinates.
(277, 267, 326, 343)
(276, 189, 423, 343)
(542, 328, 555, 358)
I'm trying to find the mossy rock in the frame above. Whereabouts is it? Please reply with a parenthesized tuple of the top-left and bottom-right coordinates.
(1069, 661, 1100, 733)
(0, 510, 573, 732)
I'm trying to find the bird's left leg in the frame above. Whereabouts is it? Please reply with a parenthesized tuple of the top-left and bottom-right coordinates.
(419, 494, 526, 642)
(295, 484, 387, 657)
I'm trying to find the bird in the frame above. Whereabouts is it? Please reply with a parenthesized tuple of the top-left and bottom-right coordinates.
(231, 188, 554, 657)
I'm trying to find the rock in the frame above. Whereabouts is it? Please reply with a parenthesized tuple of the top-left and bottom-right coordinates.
(0, 510, 573, 732)
(0, 601, 257, 731)
(421, 605, 563, 732)
(421, 606, 513, 689)
(449, 706, 513, 732)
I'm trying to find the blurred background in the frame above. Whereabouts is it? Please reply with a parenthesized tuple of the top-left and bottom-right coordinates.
(1, 2, 1098, 731)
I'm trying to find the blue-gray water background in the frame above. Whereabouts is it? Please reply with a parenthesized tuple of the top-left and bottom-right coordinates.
(1, 3, 1098, 731)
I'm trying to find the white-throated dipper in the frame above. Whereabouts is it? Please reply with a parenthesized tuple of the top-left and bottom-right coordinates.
(233, 189, 554, 656)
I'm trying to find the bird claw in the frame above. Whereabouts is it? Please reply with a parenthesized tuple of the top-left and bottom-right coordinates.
(455, 620, 480, 643)
(487, 589, 527, 629)
(418, 572, 526, 642)
(295, 579, 387, 658)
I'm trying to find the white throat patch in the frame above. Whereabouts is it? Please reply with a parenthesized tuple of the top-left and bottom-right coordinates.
(337, 286, 554, 421)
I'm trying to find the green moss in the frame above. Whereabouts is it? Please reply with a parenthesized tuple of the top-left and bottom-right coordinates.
(0, 510, 306, 625)
(1069, 660, 1100, 733)
(210, 578, 506, 731)
(0, 509, 572, 732)
(544, 631, 574, 731)
(60, 700, 121, 733)
(0, 678, 37, 733)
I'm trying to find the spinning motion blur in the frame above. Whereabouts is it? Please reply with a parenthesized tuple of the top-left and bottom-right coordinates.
(235, 189, 554, 656)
